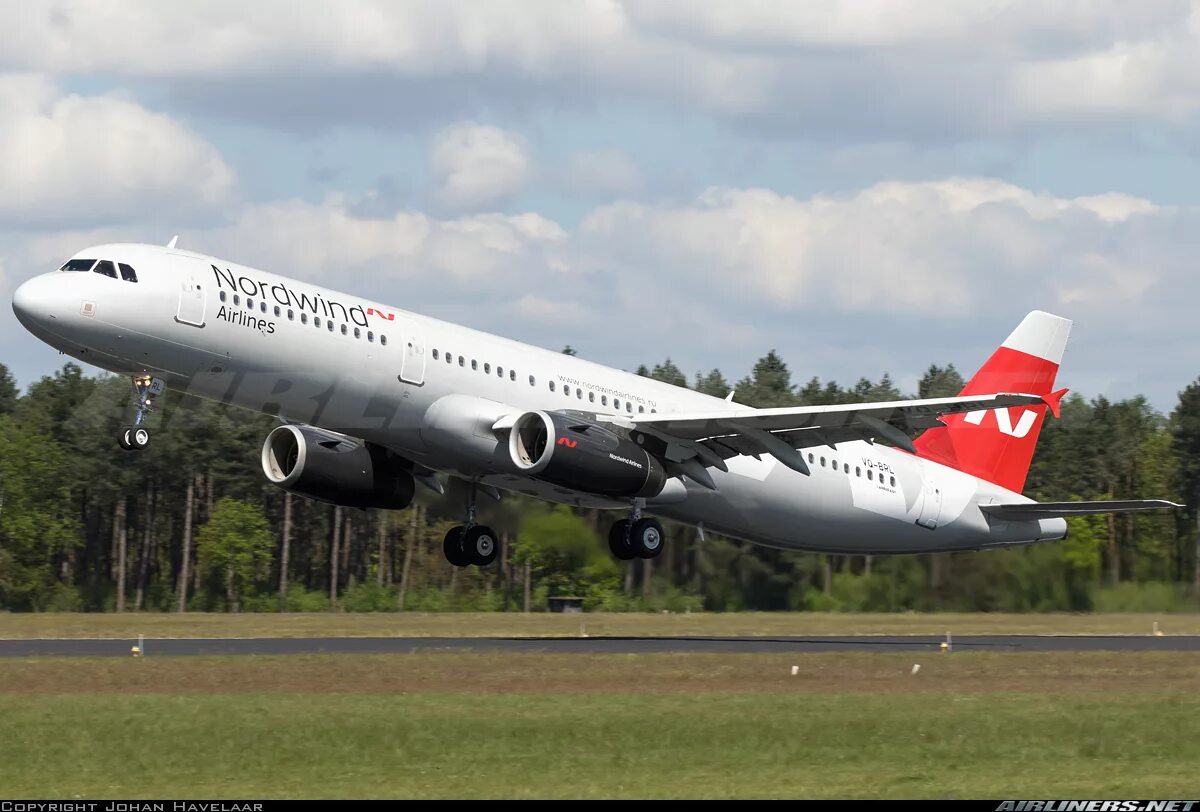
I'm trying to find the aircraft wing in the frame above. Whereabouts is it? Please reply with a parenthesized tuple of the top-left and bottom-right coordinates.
(607, 392, 1049, 486)
(980, 500, 1183, 522)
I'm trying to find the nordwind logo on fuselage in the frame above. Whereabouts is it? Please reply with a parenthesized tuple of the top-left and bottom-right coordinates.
(211, 265, 395, 331)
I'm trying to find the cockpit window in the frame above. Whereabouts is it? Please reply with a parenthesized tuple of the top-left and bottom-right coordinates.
(60, 259, 97, 272)
(118, 263, 138, 283)
(92, 260, 118, 279)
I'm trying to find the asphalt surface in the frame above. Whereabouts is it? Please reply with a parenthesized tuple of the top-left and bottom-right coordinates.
(2, 634, 1199, 657)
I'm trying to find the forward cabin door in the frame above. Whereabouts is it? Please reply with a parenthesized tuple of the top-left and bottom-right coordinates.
(399, 326, 426, 385)
(172, 254, 208, 327)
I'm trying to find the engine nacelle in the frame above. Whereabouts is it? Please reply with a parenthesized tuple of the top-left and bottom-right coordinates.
(508, 411, 666, 498)
(261, 425, 415, 509)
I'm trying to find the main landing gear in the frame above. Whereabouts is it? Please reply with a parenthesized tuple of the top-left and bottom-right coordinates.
(442, 483, 500, 568)
(117, 376, 164, 452)
(608, 501, 664, 561)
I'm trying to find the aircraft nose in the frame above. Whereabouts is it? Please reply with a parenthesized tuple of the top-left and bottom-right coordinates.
(11, 274, 56, 330)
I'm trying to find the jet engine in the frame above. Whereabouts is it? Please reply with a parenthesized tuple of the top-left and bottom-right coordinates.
(508, 411, 666, 498)
(261, 424, 415, 509)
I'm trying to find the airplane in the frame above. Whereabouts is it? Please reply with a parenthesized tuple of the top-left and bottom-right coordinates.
(11, 242, 1181, 567)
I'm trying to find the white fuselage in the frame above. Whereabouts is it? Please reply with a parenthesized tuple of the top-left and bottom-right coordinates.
(11, 243, 1067, 554)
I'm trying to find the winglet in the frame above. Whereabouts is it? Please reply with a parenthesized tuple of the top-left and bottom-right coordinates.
(1044, 387, 1069, 419)
(167, 235, 179, 249)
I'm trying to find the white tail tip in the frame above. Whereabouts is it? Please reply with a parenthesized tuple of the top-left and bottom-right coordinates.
(1001, 310, 1072, 364)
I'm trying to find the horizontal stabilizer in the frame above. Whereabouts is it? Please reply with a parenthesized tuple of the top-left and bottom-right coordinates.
(981, 500, 1183, 522)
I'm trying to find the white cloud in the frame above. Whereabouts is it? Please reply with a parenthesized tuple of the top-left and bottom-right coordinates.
(581, 177, 1163, 316)
(0, 75, 235, 227)
(429, 122, 530, 210)
(3, 2, 1199, 139)
(198, 196, 567, 289)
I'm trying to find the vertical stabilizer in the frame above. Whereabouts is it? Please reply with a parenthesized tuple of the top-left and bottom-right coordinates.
(913, 311, 1071, 493)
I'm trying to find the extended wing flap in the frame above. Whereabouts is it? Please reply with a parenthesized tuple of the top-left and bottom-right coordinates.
(631, 392, 1046, 441)
(622, 392, 1049, 481)
(980, 500, 1183, 522)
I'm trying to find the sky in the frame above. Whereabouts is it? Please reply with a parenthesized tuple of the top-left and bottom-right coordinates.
(2, 0, 1200, 410)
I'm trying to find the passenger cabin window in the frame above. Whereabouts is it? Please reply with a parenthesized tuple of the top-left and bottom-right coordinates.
(368, 331, 374, 343)
(301, 313, 308, 324)
(471, 360, 477, 370)
(93, 260, 117, 279)
(549, 381, 556, 392)
(220, 291, 227, 302)
(118, 263, 138, 283)
(510, 370, 516, 381)
(342, 324, 348, 336)
(327, 321, 335, 332)
(380, 335, 387, 346)
(354, 328, 361, 339)
(529, 375, 535, 386)
(433, 350, 439, 360)
(60, 259, 97, 272)
(484, 363, 491, 374)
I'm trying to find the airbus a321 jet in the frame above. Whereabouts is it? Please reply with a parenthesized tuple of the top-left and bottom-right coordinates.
(11, 243, 1180, 567)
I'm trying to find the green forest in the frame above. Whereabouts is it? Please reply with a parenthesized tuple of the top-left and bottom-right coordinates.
(1, 350, 1199, 614)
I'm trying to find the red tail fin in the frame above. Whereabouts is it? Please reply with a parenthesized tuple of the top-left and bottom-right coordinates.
(913, 311, 1071, 493)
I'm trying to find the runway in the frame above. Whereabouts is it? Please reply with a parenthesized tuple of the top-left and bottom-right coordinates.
(3, 634, 1200, 657)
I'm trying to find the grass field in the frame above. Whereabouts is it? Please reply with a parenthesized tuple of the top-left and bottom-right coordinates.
(2, 651, 1198, 799)
(1, 611, 1197, 638)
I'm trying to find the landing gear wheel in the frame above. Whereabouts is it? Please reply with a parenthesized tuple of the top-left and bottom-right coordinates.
(630, 517, 665, 559)
(608, 519, 636, 561)
(462, 525, 499, 566)
(442, 526, 470, 567)
(129, 427, 150, 450)
(118, 428, 134, 451)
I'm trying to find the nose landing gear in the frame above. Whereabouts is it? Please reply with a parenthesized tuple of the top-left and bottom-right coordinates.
(118, 376, 164, 452)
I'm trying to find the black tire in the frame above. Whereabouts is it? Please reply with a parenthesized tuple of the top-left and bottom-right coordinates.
(608, 519, 635, 560)
(462, 525, 499, 566)
(129, 427, 150, 450)
(442, 526, 470, 567)
(630, 517, 665, 559)
(118, 428, 133, 451)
